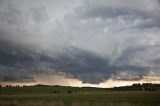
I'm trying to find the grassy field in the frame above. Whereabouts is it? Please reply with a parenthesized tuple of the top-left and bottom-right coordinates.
(0, 86, 160, 106)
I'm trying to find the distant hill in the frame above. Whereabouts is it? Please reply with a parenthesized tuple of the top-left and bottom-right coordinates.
(1, 83, 160, 92)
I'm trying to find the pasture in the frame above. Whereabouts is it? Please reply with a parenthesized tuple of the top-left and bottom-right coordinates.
(0, 85, 160, 106)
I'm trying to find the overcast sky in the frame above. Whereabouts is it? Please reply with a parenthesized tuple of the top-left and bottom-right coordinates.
(0, 0, 160, 87)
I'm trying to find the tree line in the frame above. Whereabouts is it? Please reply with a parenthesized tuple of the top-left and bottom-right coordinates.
(112, 83, 160, 91)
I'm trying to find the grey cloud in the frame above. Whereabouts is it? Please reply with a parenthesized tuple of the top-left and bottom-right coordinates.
(0, 65, 35, 82)
(0, 0, 160, 84)
(30, 6, 49, 23)
(77, 0, 160, 29)
(80, 0, 160, 18)
(0, 41, 150, 83)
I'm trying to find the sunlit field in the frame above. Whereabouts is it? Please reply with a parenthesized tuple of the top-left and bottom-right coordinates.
(0, 86, 160, 106)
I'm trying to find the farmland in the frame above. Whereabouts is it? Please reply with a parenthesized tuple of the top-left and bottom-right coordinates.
(0, 85, 160, 106)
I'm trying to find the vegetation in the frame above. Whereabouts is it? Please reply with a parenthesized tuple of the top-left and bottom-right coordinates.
(0, 83, 160, 106)
(112, 83, 160, 91)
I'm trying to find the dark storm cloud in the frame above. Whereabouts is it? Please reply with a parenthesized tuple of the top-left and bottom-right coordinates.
(0, 40, 149, 83)
(0, 0, 160, 84)
(0, 65, 34, 82)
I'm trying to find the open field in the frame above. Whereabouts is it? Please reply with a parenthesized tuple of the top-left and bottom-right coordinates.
(0, 86, 160, 106)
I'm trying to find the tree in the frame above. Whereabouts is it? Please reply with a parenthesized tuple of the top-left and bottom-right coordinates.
(68, 90, 72, 94)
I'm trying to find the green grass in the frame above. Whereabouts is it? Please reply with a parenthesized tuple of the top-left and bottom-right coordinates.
(0, 86, 107, 95)
(0, 86, 160, 106)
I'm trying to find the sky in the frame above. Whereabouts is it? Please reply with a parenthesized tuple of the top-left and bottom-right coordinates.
(0, 0, 160, 88)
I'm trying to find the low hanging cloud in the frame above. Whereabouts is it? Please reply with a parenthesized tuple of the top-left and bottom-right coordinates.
(0, 0, 160, 84)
